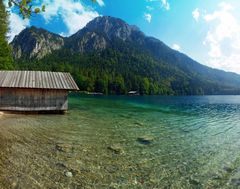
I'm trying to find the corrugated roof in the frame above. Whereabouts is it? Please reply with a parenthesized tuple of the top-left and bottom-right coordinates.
(0, 71, 79, 90)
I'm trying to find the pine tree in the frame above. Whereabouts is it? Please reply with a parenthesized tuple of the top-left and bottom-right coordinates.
(0, 0, 14, 70)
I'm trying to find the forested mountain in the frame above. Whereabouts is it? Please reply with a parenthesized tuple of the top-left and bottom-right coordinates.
(10, 16, 240, 95)
(11, 27, 64, 59)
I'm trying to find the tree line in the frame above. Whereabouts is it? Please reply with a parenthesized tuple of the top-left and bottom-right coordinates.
(15, 48, 176, 95)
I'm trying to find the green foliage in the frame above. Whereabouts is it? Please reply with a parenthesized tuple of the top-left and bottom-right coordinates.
(7, 0, 45, 19)
(12, 46, 214, 95)
(0, 1, 14, 70)
(140, 78, 150, 95)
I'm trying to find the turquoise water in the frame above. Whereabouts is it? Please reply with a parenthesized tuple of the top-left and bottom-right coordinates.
(1, 95, 240, 188)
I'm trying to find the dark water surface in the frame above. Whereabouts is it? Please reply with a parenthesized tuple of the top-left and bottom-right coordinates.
(1, 95, 240, 188)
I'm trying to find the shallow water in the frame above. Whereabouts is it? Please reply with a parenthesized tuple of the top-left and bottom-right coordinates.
(1, 95, 240, 188)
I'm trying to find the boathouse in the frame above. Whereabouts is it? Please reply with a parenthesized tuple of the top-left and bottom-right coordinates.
(0, 71, 79, 113)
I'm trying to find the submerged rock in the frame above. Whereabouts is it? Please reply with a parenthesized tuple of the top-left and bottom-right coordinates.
(223, 166, 234, 173)
(107, 145, 124, 154)
(109, 182, 120, 189)
(56, 143, 72, 153)
(211, 173, 222, 180)
(56, 162, 67, 168)
(189, 176, 201, 186)
(231, 178, 240, 186)
(137, 136, 154, 145)
(65, 171, 73, 178)
(134, 122, 144, 126)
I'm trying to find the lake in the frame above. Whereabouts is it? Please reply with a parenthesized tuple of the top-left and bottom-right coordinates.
(1, 94, 240, 188)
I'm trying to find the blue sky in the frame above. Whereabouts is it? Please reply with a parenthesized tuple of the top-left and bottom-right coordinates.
(7, 0, 240, 74)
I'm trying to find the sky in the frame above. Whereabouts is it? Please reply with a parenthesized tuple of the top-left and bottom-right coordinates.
(6, 0, 240, 74)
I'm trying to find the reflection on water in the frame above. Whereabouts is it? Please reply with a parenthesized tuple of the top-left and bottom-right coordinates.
(1, 95, 240, 188)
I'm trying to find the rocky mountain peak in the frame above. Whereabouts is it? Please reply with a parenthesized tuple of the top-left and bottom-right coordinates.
(85, 16, 141, 41)
(11, 26, 64, 59)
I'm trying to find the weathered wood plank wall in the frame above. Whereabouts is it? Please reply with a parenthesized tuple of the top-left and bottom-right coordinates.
(0, 88, 68, 111)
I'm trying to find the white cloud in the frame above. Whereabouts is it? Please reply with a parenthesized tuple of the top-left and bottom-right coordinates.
(8, 13, 30, 42)
(172, 43, 181, 51)
(144, 13, 152, 23)
(146, 0, 170, 11)
(42, 0, 99, 35)
(96, 0, 105, 7)
(202, 2, 240, 73)
(145, 0, 156, 2)
(192, 8, 200, 22)
(161, 0, 170, 10)
(146, 5, 154, 11)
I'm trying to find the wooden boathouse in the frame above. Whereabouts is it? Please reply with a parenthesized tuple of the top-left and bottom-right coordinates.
(0, 71, 79, 113)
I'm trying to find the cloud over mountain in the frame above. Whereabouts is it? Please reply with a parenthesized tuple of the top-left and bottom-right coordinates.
(203, 2, 240, 73)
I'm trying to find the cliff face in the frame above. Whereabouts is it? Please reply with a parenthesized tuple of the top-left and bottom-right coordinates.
(84, 16, 141, 41)
(11, 26, 64, 59)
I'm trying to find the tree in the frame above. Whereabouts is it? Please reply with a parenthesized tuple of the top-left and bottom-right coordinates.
(94, 76, 108, 94)
(114, 75, 126, 94)
(0, 0, 14, 70)
(140, 77, 150, 95)
(8, 0, 45, 19)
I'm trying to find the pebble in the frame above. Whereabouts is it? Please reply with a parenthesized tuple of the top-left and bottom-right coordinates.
(56, 143, 72, 153)
(223, 166, 233, 173)
(231, 178, 240, 186)
(107, 145, 124, 154)
(189, 177, 201, 186)
(65, 171, 73, 178)
(137, 136, 154, 145)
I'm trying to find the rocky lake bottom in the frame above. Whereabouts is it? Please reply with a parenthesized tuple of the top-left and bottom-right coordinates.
(1, 94, 240, 188)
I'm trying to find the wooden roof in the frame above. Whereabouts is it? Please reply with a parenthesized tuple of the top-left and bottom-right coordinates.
(0, 71, 79, 90)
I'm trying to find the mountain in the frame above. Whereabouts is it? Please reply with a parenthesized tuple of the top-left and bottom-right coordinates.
(11, 26, 64, 59)
(10, 16, 240, 95)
